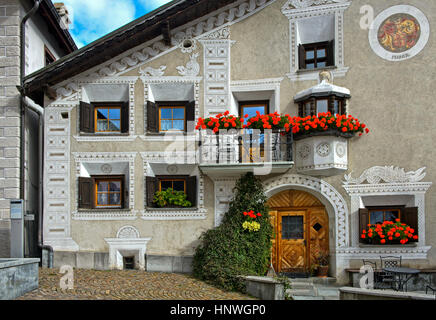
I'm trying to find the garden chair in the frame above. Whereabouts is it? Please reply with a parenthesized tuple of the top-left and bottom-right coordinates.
(362, 260, 382, 289)
(378, 256, 402, 290)
(426, 285, 435, 295)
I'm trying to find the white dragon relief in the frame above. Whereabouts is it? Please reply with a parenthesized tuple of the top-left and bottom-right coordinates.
(343, 166, 427, 185)
(176, 53, 200, 77)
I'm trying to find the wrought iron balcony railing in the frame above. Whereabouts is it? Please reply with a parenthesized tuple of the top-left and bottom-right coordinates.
(198, 129, 293, 165)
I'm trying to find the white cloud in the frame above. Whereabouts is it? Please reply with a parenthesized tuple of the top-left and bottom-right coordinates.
(62, 0, 137, 47)
(137, 0, 172, 10)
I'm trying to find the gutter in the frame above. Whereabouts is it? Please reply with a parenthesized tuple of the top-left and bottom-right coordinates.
(19, 0, 53, 267)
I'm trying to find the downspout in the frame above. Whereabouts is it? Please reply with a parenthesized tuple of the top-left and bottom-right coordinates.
(19, 0, 53, 267)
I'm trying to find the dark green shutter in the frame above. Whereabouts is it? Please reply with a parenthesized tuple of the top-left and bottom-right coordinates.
(402, 207, 418, 242)
(298, 44, 305, 70)
(79, 101, 94, 133)
(78, 177, 94, 209)
(359, 208, 369, 243)
(121, 102, 130, 133)
(327, 40, 335, 66)
(146, 176, 158, 207)
(147, 101, 158, 133)
(185, 101, 195, 132)
(186, 176, 197, 207)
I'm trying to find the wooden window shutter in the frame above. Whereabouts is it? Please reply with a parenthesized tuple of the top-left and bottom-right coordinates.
(78, 177, 94, 209)
(186, 176, 197, 207)
(328, 96, 335, 115)
(298, 103, 304, 117)
(402, 207, 418, 242)
(298, 44, 306, 70)
(146, 101, 158, 133)
(185, 101, 195, 132)
(327, 40, 335, 66)
(146, 176, 158, 207)
(121, 102, 130, 133)
(359, 208, 369, 243)
(79, 101, 94, 133)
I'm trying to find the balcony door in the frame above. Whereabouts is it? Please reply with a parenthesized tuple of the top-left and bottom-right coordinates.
(268, 190, 329, 274)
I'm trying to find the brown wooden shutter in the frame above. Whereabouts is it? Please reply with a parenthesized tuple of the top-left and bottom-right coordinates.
(327, 40, 335, 66)
(146, 176, 158, 207)
(298, 44, 305, 70)
(121, 102, 130, 133)
(186, 176, 197, 207)
(79, 101, 94, 133)
(298, 103, 304, 117)
(185, 101, 195, 132)
(146, 101, 158, 133)
(402, 207, 418, 242)
(359, 208, 369, 243)
(78, 177, 94, 209)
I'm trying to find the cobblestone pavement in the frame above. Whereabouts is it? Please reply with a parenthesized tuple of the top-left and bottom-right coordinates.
(17, 268, 256, 300)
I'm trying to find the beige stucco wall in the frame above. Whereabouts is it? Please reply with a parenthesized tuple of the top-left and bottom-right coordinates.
(58, 0, 435, 268)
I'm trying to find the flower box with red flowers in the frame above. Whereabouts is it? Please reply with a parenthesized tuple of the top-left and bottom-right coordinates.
(291, 112, 369, 141)
(360, 219, 418, 245)
(195, 111, 244, 133)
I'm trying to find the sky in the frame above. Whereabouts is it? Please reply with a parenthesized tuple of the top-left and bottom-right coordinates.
(61, 0, 174, 48)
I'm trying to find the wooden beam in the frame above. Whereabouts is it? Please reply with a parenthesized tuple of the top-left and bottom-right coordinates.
(161, 20, 171, 46)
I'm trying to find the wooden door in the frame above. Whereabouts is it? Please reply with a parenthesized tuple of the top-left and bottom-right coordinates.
(278, 211, 306, 272)
(308, 208, 329, 268)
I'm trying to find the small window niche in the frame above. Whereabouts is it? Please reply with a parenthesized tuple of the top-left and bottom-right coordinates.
(79, 83, 130, 135)
(145, 82, 196, 134)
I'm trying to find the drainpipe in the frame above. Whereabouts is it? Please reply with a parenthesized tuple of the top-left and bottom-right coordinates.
(19, 0, 53, 267)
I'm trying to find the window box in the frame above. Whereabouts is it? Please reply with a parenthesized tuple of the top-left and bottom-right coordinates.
(145, 175, 197, 208)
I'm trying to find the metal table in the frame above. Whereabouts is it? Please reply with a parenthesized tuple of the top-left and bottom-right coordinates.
(383, 267, 420, 292)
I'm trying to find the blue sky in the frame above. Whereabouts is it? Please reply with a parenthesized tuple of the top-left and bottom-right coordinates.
(62, 0, 174, 48)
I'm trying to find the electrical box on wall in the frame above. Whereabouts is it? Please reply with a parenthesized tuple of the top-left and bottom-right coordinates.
(10, 200, 24, 258)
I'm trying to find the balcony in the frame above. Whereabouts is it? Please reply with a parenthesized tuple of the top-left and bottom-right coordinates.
(198, 129, 294, 177)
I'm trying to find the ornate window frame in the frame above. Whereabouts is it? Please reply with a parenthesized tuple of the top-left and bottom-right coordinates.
(141, 76, 202, 141)
(140, 152, 207, 220)
(73, 77, 138, 142)
(281, 0, 351, 81)
(342, 166, 432, 259)
(72, 152, 138, 220)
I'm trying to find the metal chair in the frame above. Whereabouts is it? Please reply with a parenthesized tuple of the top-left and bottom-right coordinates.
(426, 285, 435, 295)
(362, 260, 381, 289)
(379, 256, 402, 290)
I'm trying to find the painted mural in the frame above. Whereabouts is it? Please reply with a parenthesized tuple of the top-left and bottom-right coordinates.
(378, 13, 421, 53)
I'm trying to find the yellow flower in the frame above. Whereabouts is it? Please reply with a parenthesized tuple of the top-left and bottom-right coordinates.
(242, 221, 261, 232)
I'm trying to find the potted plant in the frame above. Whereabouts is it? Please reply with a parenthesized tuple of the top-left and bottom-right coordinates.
(153, 188, 192, 208)
(361, 219, 418, 245)
(315, 251, 329, 278)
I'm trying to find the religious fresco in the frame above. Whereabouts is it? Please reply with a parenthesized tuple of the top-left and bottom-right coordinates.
(378, 13, 421, 53)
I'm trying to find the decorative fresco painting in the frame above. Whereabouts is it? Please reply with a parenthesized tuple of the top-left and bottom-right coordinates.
(369, 5, 429, 61)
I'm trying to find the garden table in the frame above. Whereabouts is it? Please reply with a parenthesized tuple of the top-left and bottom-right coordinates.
(383, 267, 420, 292)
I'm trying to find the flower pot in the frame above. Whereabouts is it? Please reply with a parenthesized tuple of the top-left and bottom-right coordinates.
(317, 265, 329, 278)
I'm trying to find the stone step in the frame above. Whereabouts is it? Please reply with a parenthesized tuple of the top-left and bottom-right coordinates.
(289, 282, 315, 289)
(314, 286, 340, 297)
(292, 295, 324, 300)
(286, 288, 316, 296)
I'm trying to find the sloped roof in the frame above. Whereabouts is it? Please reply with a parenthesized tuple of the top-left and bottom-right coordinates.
(23, 0, 239, 99)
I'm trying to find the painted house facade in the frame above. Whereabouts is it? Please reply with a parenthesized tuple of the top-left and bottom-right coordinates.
(22, 0, 435, 284)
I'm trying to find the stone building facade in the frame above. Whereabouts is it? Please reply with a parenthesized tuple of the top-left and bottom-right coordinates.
(20, 0, 436, 284)
(0, 0, 76, 257)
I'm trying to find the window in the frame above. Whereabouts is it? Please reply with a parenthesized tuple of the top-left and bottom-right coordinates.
(239, 101, 269, 118)
(159, 179, 186, 192)
(78, 175, 125, 209)
(146, 101, 195, 133)
(146, 175, 197, 208)
(95, 106, 122, 133)
(44, 46, 56, 66)
(359, 207, 418, 243)
(299, 41, 334, 71)
(298, 96, 346, 117)
(95, 178, 123, 208)
(80, 101, 129, 134)
(159, 106, 185, 132)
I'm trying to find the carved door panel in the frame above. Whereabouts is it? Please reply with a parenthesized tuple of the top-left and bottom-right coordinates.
(278, 211, 306, 272)
(308, 208, 329, 267)
(269, 210, 278, 272)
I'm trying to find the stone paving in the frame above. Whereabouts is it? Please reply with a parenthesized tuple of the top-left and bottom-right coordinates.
(17, 268, 256, 300)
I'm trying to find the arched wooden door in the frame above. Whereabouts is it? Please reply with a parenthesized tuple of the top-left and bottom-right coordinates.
(268, 190, 329, 274)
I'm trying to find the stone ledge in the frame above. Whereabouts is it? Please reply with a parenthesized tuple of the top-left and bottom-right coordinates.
(339, 286, 436, 300)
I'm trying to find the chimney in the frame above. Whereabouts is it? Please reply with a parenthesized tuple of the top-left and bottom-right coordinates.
(54, 2, 71, 30)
